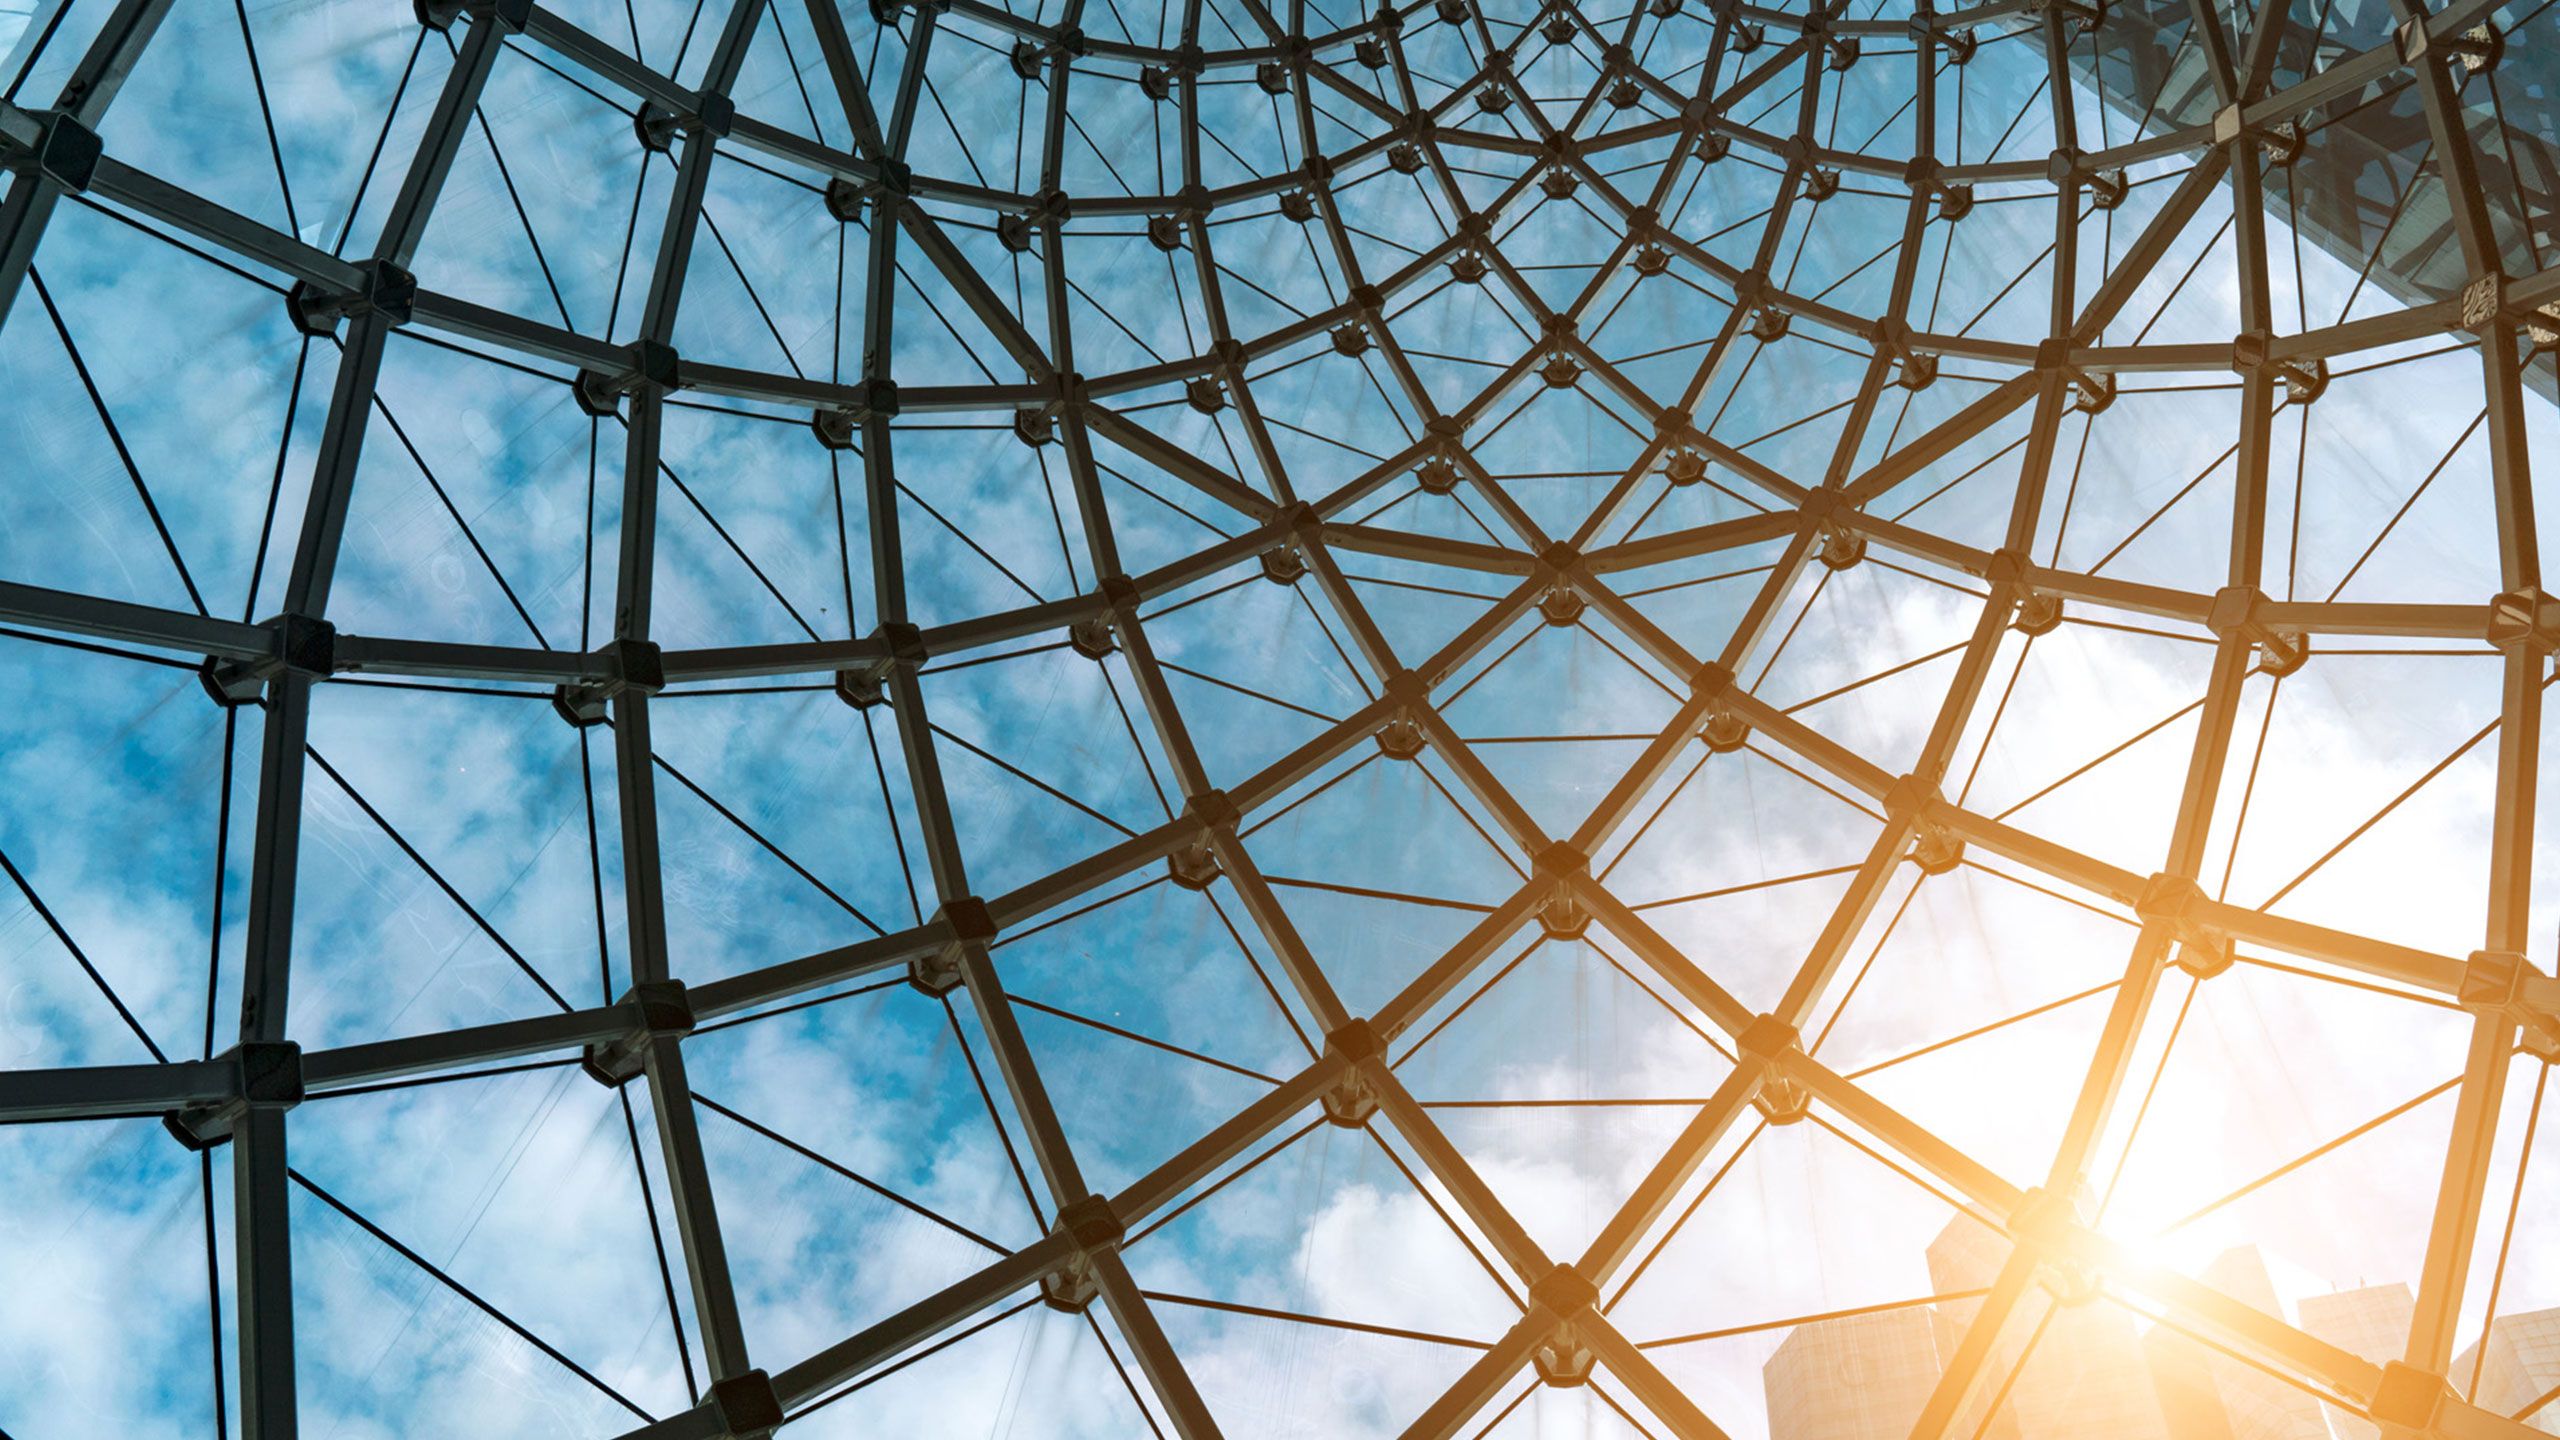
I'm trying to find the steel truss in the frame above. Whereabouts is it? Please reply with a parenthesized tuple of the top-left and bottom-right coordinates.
(1, 0, 2557, 1435)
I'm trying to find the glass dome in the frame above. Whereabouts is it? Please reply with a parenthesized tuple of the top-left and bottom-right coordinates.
(0, 0, 2556, 1435)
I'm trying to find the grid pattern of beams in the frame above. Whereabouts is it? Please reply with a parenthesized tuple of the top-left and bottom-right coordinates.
(1, 0, 2557, 1436)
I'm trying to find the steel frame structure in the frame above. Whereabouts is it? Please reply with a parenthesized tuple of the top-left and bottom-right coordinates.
(1, 0, 2558, 1435)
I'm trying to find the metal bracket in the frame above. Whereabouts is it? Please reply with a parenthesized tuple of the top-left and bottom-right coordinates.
(913, 896, 996, 997)
(2367, 1362, 2451, 1429)
(2486, 588, 2560, 654)
(1167, 834, 1222, 890)
(835, 621, 926, 708)
(573, 338, 682, 416)
(200, 613, 337, 706)
(812, 377, 898, 449)
(415, 0, 532, 30)
(2136, 872, 2233, 978)
(1260, 542, 1309, 585)
(1529, 1266, 1599, 1385)
(551, 637, 664, 727)
(1739, 1016, 1807, 1122)
(1321, 1019, 1384, 1127)
(704, 1369, 784, 1440)
(581, 979, 696, 1087)
(286, 258, 416, 336)
(1986, 548, 2062, 634)
(10, 109, 103, 191)
(164, 1042, 304, 1150)
(1040, 1194, 1126, 1312)
(2207, 585, 2308, 675)
(2458, 951, 2560, 1058)
(633, 92, 734, 152)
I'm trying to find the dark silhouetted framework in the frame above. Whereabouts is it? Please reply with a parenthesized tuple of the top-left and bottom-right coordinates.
(0, 0, 2557, 1435)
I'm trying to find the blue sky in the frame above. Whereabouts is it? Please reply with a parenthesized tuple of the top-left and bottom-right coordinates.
(2, 0, 2558, 1436)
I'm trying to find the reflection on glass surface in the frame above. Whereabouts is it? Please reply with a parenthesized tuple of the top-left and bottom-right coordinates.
(1, 0, 2557, 1436)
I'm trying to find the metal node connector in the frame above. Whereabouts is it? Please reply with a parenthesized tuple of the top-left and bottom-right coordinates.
(1322, 1019, 1385, 1127)
(581, 980, 695, 1088)
(2137, 872, 2233, 979)
(552, 637, 663, 728)
(1910, 823, 1965, 876)
(165, 1042, 304, 1150)
(1040, 1194, 1124, 1313)
(1167, 835, 1222, 890)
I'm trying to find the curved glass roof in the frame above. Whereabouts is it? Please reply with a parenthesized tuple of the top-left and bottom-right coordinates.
(1, 0, 2558, 1436)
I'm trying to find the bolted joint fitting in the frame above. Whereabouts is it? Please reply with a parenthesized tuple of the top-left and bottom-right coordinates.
(1538, 892, 1590, 940)
(1751, 1073, 1811, 1125)
(2271, 355, 2327, 407)
(2459, 952, 2560, 1053)
(551, 637, 664, 728)
(1186, 787, 1243, 833)
(1532, 1320, 1596, 1385)
(573, 339, 683, 416)
(704, 1369, 785, 1440)
(913, 896, 996, 996)
(23, 109, 104, 192)
(835, 622, 926, 708)
(1040, 1194, 1125, 1313)
(1166, 834, 1223, 890)
(1738, 1012, 1799, 1062)
(1067, 613, 1118, 660)
(582, 980, 696, 1087)
(2136, 872, 2233, 979)
(416, 0, 537, 31)
(2486, 588, 2560, 654)
(633, 93, 733, 153)
(1526, 1275, 1600, 1386)
(1320, 1063, 1381, 1128)
(1321, 1019, 1384, 1127)
(1909, 822, 1965, 876)
(1700, 706, 1750, 754)
(2207, 585, 2308, 675)
(1376, 713, 1428, 760)
(165, 1041, 306, 1150)
(1530, 1263, 1598, 1317)
(1054, 1192, 1126, 1251)
(201, 612, 338, 706)
(823, 161, 910, 221)
(287, 259, 417, 336)
(1261, 542, 1310, 585)
(1815, 519, 1867, 572)
(2368, 1362, 2452, 1430)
